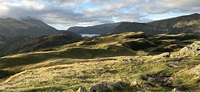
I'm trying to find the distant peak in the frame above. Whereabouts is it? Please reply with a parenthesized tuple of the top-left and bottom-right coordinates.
(20, 16, 39, 21)
(191, 13, 200, 16)
(192, 13, 200, 15)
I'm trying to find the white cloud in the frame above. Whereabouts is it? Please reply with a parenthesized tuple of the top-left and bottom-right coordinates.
(22, 0, 46, 10)
(0, 0, 199, 29)
(0, 5, 8, 12)
(140, 0, 200, 14)
(0, 0, 6, 3)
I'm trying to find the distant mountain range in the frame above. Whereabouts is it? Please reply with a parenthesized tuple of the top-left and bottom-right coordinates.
(67, 23, 120, 34)
(0, 13, 200, 92)
(67, 13, 200, 35)
(0, 17, 59, 37)
(0, 13, 199, 56)
(1, 13, 199, 37)
(104, 22, 165, 35)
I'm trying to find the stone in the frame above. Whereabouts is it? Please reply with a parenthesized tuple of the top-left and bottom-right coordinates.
(167, 62, 179, 67)
(76, 87, 88, 92)
(172, 88, 181, 92)
(112, 82, 122, 88)
(121, 59, 129, 62)
(89, 82, 108, 92)
(171, 41, 200, 58)
(129, 58, 137, 62)
(153, 52, 170, 59)
(131, 79, 138, 86)
(110, 81, 128, 91)
(161, 52, 170, 58)
(121, 58, 137, 63)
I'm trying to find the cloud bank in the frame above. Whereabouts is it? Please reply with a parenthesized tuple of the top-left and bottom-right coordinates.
(0, 0, 200, 29)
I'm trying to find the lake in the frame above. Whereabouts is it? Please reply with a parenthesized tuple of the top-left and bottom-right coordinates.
(81, 34, 100, 37)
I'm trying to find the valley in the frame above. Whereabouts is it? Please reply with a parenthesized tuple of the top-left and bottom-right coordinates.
(0, 13, 199, 91)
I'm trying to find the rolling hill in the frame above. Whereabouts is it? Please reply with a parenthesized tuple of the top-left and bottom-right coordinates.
(0, 14, 200, 92)
(0, 31, 82, 56)
(0, 32, 199, 91)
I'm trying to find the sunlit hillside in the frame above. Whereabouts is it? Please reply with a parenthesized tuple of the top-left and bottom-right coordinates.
(0, 31, 199, 91)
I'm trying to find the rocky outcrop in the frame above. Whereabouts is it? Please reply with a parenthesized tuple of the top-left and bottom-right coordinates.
(76, 81, 130, 92)
(89, 82, 109, 92)
(141, 71, 173, 87)
(121, 58, 137, 63)
(153, 52, 170, 59)
(167, 58, 189, 67)
(171, 41, 200, 58)
(111, 81, 129, 91)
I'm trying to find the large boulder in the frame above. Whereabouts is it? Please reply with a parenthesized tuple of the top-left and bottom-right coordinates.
(171, 41, 200, 58)
(110, 81, 131, 91)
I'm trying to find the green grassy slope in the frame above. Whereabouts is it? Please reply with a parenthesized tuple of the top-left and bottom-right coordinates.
(148, 13, 200, 34)
(0, 32, 199, 91)
(0, 32, 82, 56)
(0, 32, 198, 71)
(0, 55, 199, 91)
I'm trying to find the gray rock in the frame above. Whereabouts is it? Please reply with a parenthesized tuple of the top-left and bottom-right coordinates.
(129, 58, 137, 62)
(153, 52, 170, 59)
(86, 81, 131, 92)
(172, 88, 181, 92)
(171, 41, 200, 58)
(112, 82, 123, 88)
(76, 87, 88, 92)
(89, 82, 108, 92)
(110, 82, 128, 91)
(167, 58, 189, 67)
(167, 62, 179, 67)
(121, 58, 137, 63)
(121, 59, 129, 62)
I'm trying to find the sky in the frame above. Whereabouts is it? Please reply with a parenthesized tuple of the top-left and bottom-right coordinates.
(0, 0, 200, 30)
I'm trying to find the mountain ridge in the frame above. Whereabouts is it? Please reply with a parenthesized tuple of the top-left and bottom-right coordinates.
(67, 23, 120, 34)
(0, 17, 59, 37)
(106, 13, 200, 35)
(67, 13, 200, 35)
(148, 13, 200, 34)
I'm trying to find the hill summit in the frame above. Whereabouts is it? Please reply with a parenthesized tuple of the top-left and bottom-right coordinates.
(0, 17, 59, 37)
